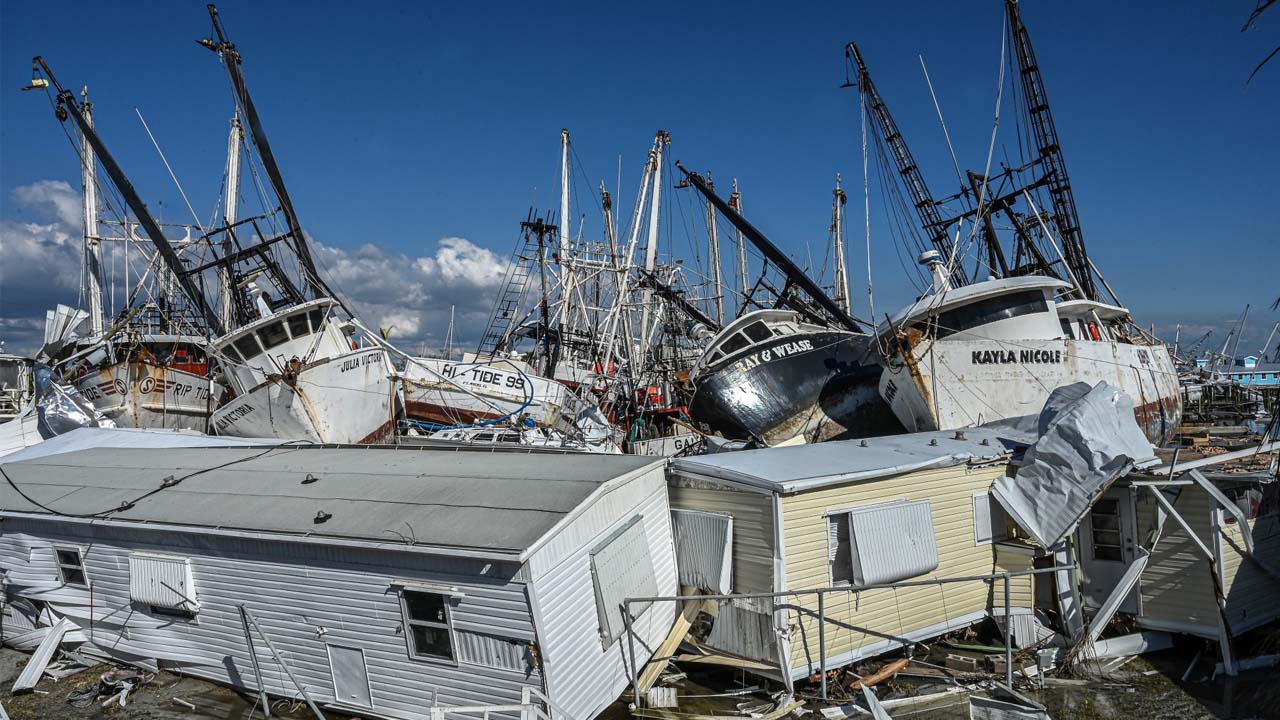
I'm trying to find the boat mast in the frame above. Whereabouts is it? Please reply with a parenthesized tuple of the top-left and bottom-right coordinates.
(678, 164, 866, 333)
(846, 42, 968, 286)
(35, 57, 225, 337)
(830, 173, 851, 314)
(729, 179, 748, 302)
(220, 110, 243, 319)
(638, 131, 669, 349)
(705, 172, 725, 326)
(1005, 0, 1097, 300)
(201, 4, 338, 306)
(78, 86, 104, 338)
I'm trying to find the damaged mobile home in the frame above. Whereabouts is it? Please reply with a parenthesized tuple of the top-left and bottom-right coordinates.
(0, 445, 677, 720)
(633, 382, 1278, 701)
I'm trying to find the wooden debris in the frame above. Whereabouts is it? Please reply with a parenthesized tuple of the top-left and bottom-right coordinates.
(845, 659, 908, 691)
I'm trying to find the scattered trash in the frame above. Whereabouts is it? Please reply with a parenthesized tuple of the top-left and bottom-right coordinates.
(66, 669, 153, 709)
(647, 686, 679, 708)
(969, 684, 1052, 720)
(173, 696, 197, 710)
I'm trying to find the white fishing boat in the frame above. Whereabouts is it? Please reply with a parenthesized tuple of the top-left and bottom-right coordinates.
(878, 255, 1181, 444)
(69, 335, 221, 431)
(211, 298, 395, 443)
(401, 356, 587, 432)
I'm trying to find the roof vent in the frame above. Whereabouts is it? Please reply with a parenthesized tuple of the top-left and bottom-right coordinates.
(301, 473, 319, 485)
(929, 438, 938, 446)
(954, 430, 966, 441)
(314, 510, 332, 524)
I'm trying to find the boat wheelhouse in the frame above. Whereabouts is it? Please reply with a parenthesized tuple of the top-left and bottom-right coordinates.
(689, 310, 894, 447)
(877, 258, 1181, 444)
(210, 298, 396, 444)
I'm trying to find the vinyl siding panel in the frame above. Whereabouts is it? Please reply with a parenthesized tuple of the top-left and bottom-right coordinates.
(526, 468, 677, 720)
(1137, 485, 1280, 636)
(0, 519, 540, 720)
(668, 479, 775, 593)
(779, 463, 1026, 673)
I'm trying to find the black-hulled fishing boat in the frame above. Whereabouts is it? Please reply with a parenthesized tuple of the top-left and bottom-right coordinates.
(677, 168, 901, 446)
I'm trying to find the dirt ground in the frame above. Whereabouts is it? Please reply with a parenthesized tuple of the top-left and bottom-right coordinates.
(0, 647, 322, 720)
(3, 644, 1276, 720)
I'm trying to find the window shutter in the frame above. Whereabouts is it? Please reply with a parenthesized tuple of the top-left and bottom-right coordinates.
(974, 493, 994, 544)
(846, 500, 938, 586)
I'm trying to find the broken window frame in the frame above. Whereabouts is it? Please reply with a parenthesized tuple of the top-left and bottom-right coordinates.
(398, 588, 458, 664)
(55, 546, 88, 588)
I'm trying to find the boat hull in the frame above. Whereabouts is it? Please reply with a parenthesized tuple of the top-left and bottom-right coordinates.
(401, 358, 585, 431)
(689, 331, 901, 446)
(880, 336, 1183, 445)
(212, 347, 396, 444)
(73, 362, 221, 432)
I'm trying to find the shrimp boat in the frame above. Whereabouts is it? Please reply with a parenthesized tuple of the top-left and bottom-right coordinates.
(401, 356, 589, 432)
(198, 8, 394, 443)
(878, 255, 1180, 444)
(854, 0, 1181, 444)
(37, 89, 224, 432)
(31, 9, 394, 445)
(678, 168, 896, 446)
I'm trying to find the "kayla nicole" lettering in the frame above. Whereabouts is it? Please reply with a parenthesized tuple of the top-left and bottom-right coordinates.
(971, 349, 1065, 365)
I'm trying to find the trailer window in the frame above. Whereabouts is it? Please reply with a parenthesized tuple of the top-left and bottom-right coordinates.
(56, 548, 87, 587)
(972, 492, 1010, 545)
(129, 553, 198, 618)
(400, 590, 455, 661)
(827, 500, 938, 586)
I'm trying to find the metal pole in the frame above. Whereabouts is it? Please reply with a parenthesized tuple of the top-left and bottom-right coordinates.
(623, 601, 640, 708)
(242, 606, 327, 719)
(1004, 575, 1013, 687)
(238, 606, 271, 718)
(818, 591, 827, 700)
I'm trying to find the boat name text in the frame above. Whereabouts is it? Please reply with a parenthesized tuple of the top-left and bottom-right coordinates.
(733, 339, 815, 372)
(971, 349, 1065, 365)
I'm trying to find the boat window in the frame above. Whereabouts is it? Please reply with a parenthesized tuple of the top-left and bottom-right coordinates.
(399, 589, 455, 662)
(496, 432, 521, 443)
(920, 290, 1049, 340)
(259, 321, 289, 350)
(742, 322, 772, 343)
(233, 335, 262, 361)
(718, 333, 750, 356)
(1059, 320, 1074, 339)
(287, 312, 311, 339)
(222, 345, 244, 364)
(472, 432, 495, 442)
(308, 308, 326, 334)
(56, 548, 88, 587)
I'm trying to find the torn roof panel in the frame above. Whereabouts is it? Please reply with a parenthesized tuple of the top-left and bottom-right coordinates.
(993, 382, 1157, 548)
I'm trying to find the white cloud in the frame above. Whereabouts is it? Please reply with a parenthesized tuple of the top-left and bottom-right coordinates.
(0, 178, 508, 356)
(312, 236, 506, 350)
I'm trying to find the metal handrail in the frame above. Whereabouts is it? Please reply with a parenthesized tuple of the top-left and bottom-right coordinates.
(622, 564, 1073, 704)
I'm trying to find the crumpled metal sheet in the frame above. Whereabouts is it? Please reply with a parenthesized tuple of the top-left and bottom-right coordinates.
(32, 364, 115, 437)
(992, 381, 1155, 548)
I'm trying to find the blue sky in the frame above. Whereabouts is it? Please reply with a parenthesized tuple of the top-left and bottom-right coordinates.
(1, 0, 1277, 356)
